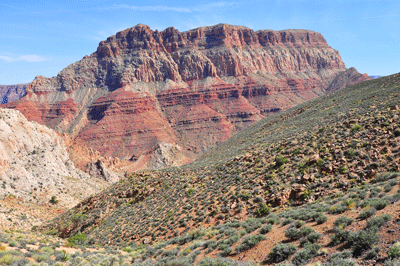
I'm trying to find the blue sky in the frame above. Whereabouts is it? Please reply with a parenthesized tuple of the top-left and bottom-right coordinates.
(0, 0, 399, 84)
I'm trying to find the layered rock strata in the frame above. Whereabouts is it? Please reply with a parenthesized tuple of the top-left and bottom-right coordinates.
(6, 24, 370, 168)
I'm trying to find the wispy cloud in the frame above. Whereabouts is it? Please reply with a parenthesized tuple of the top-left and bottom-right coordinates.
(0, 55, 48, 62)
(101, 1, 238, 13)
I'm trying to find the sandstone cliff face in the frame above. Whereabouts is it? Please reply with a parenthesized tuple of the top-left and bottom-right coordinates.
(0, 108, 107, 207)
(6, 24, 371, 168)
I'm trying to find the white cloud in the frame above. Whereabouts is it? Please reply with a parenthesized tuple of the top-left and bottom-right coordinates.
(0, 55, 48, 62)
(18, 55, 47, 62)
(0, 56, 14, 62)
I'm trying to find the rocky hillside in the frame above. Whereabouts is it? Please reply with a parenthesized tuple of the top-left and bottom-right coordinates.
(0, 84, 27, 104)
(0, 108, 108, 208)
(6, 24, 370, 169)
(40, 73, 400, 265)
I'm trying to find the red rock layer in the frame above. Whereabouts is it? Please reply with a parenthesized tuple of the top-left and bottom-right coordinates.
(6, 24, 371, 168)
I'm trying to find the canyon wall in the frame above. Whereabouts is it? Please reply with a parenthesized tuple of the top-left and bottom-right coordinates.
(6, 24, 370, 169)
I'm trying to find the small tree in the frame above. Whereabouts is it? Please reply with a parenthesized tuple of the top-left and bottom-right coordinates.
(50, 196, 58, 204)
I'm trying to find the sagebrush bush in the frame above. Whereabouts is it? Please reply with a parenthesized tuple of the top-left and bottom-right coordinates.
(364, 246, 380, 260)
(285, 227, 302, 239)
(235, 234, 266, 253)
(347, 227, 380, 255)
(269, 243, 297, 263)
(315, 214, 328, 224)
(334, 216, 354, 227)
(68, 233, 87, 245)
(358, 207, 377, 220)
(366, 214, 391, 229)
(387, 243, 400, 259)
(260, 224, 272, 234)
(325, 250, 356, 266)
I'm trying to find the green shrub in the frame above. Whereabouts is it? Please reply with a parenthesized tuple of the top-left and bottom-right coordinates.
(269, 243, 297, 263)
(316, 215, 328, 224)
(55, 250, 70, 262)
(8, 240, 18, 247)
(67, 233, 87, 245)
(334, 216, 354, 227)
(388, 243, 400, 259)
(347, 227, 380, 255)
(260, 224, 272, 234)
(291, 243, 320, 266)
(256, 203, 270, 217)
(325, 250, 356, 266)
(285, 227, 302, 239)
(282, 218, 294, 226)
(219, 247, 233, 257)
(50, 195, 59, 204)
(294, 220, 304, 228)
(385, 258, 400, 266)
(366, 214, 391, 229)
(384, 183, 393, 192)
(275, 155, 288, 167)
(373, 172, 399, 183)
(198, 257, 258, 266)
(300, 226, 315, 236)
(358, 207, 377, 220)
(235, 234, 266, 253)
(307, 232, 322, 243)
(291, 249, 310, 266)
(364, 246, 380, 260)
(330, 227, 351, 246)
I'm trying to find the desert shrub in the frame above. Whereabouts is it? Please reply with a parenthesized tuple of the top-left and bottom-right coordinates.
(243, 220, 262, 233)
(294, 220, 304, 228)
(291, 249, 310, 266)
(68, 233, 87, 245)
(334, 216, 354, 227)
(33, 252, 51, 263)
(299, 226, 315, 236)
(235, 234, 266, 253)
(366, 214, 391, 229)
(256, 203, 270, 217)
(0, 252, 24, 265)
(364, 246, 380, 260)
(275, 155, 288, 167)
(360, 198, 389, 210)
(388, 243, 400, 259)
(260, 224, 273, 234)
(385, 258, 400, 266)
(269, 243, 297, 263)
(331, 227, 351, 246)
(282, 218, 294, 226)
(306, 232, 322, 243)
(316, 214, 328, 224)
(291, 243, 320, 266)
(285, 227, 302, 240)
(55, 250, 70, 262)
(204, 240, 217, 249)
(373, 172, 399, 183)
(375, 198, 390, 210)
(347, 227, 380, 255)
(219, 247, 233, 257)
(8, 240, 18, 247)
(325, 250, 356, 266)
(384, 183, 393, 192)
(358, 207, 377, 220)
(198, 256, 258, 266)
(266, 214, 280, 224)
(329, 204, 348, 214)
